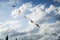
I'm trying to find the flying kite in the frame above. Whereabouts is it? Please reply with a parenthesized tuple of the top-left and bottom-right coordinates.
(18, 10, 21, 14)
(30, 20, 40, 28)
(12, 5, 16, 7)
(35, 24, 40, 28)
(30, 20, 34, 23)
(52, 33, 57, 36)
(24, 16, 40, 28)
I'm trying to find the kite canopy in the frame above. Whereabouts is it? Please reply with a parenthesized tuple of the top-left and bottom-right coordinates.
(12, 5, 16, 7)
(52, 33, 57, 36)
(30, 20, 34, 23)
(18, 10, 21, 14)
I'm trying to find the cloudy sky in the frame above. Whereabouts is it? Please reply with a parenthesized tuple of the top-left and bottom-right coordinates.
(0, 0, 60, 40)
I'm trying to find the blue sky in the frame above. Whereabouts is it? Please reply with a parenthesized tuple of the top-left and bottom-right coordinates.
(0, 0, 60, 39)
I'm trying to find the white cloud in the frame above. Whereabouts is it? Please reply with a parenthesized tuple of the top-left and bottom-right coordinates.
(45, 21, 60, 34)
(5, 21, 22, 31)
(0, 20, 22, 34)
(37, 23, 49, 35)
(10, 3, 60, 40)
(11, 3, 32, 19)
(26, 4, 60, 24)
(17, 21, 36, 32)
(11, 2, 60, 33)
(20, 26, 35, 32)
(45, 5, 56, 13)
(23, 3, 60, 36)
(37, 21, 60, 40)
(11, 9, 20, 19)
(26, 4, 46, 24)
(55, 7, 60, 15)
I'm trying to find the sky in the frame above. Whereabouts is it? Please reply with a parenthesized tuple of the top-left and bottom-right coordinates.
(0, 0, 60, 40)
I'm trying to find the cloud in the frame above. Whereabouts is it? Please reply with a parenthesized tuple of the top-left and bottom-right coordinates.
(11, 3, 32, 19)
(11, 9, 20, 19)
(11, 2, 60, 33)
(22, 3, 60, 38)
(26, 4, 60, 23)
(8, 0, 20, 4)
(25, 4, 46, 24)
(55, 7, 60, 15)
(53, 0, 60, 3)
(45, 5, 56, 13)
(5, 21, 22, 31)
(0, 0, 21, 7)
(0, 20, 22, 34)
(7, 2, 60, 40)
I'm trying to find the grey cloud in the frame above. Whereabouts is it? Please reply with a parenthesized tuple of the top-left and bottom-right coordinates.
(53, 0, 60, 3)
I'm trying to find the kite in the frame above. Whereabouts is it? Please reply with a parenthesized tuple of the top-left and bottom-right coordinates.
(18, 10, 21, 14)
(24, 16, 40, 28)
(12, 5, 16, 7)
